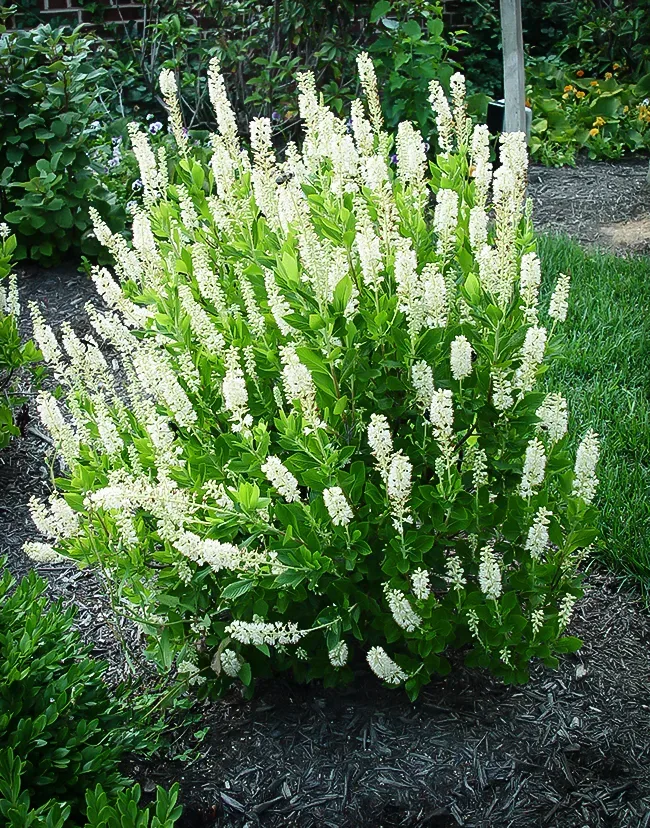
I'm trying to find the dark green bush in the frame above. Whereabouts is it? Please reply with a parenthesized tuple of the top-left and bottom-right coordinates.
(0, 559, 181, 826)
(0, 21, 123, 265)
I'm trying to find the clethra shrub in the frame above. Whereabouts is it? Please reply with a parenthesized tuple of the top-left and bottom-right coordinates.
(26, 58, 599, 699)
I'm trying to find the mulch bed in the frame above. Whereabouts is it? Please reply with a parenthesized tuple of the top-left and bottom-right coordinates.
(528, 157, 650, 254)
(2, 159, 650, 826)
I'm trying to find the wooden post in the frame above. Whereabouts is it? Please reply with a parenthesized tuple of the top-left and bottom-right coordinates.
(500, 0, 526, 133)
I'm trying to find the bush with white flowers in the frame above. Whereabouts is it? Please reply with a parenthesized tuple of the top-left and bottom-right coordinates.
(26, 58, 600, 698)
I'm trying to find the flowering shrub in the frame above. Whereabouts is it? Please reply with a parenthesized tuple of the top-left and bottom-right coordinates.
(26, 58, 600, 698)
(0, 224, 41, 449)
(527, 57, 650, 166)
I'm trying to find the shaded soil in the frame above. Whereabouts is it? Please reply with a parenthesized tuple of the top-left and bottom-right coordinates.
(3, 159, 650, 826)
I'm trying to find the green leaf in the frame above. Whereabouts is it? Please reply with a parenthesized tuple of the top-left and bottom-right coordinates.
(274, 570, 307, 589)
(370, 0, 391, 23)
(221, 580, 255, 600)
(401, 20, 422, 40)
(238, 662, 252, 685)
(334, 395, 348, 416)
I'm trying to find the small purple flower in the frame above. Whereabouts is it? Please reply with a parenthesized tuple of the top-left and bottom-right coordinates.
(111, 136, 122, 146)
(132, 178, 143, 191)
(346, 117, 353, 133)
(390, 154, 398, 165)
(182, 127, 189, 138)
(146, 113, 154, 121)
(424, 141, 430, 152)
(108, 157, 120, 168)
(271, 111, 280, 122)
(149, 121, 164, 135)
(126, 200, 138, 214)
(89, 120, 101, 131)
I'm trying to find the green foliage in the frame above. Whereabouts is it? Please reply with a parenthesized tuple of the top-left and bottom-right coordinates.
(367, 0, 456, 136)
(83, 783, 182, 828)
(540, 235, 650, 590)
(527, 57, 650, 166)
(0, 24, 123, 265)
(548, 0, 650, 80)
(29, 61, 599, 700)
(0, 227, 42, 449)
(0, 560, 179, 825)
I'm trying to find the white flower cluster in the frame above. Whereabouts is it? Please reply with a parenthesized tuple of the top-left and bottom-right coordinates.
(450, 334, 473, 381)
(519, 252, 542, 322)
(558, 593, 577, 631)
(367, 646, 408, 685)
(280, 344, 322, 431)
(262, 455, 301, 502)
(478, 544, 502, 600)
(429, 388, 455, 461)
(520, 438, 547, 498)
(387, 452, 413, 533)
(385, 586, 421, 632)
(572, 429, 600, 504)
(411, 568, 431, 601)
(444, 554, 466, 591)
(0, 271, 18, 318)
(514, 325, 547, 394)
(433, 188, 459, 258)
(395, 120, 427, 198)
(225, 616, 307, 646)
(222, 348, 253, 434)
(536, 394, 568, 444)
(220, 649, 243, 677)
(367, 413, 393, 480)
(29, 495, 79, 542)
(23, 541, 66, 564)
(159, 68, 188, 155)
(411, 361, 435, 408)
(428, 80, 454, 153)
(549, 272, 571, 322)
(525, 507, 552, 560)
(328, 641, 349, 668)
(323, 486, 353, 526)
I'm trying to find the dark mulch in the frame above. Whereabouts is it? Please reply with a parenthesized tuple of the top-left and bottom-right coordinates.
(3, 160, 650, 826)
(528, 157, 650, 254)
(137, 571, 650, 828)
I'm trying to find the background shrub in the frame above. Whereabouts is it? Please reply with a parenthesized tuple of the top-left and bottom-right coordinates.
(0, 559, 177, 825)
(0, 21, 123, 265)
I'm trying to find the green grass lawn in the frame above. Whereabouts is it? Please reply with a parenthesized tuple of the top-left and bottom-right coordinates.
(539, 234, 650, 590)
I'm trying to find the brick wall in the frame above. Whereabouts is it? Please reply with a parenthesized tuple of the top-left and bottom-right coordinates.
(16, 0, 145, 30)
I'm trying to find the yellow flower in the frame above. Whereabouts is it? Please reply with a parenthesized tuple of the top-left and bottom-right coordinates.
(576, 70, 585, 77)
(562, 93, 569, 100)
(589, 128, 599, 136)
(590, 80, 599, 87)
(605, 72, 613, 79)
(563, 85, 574, 92)
(593, 116, 605, 127)
(623, 105, 629, 113)
(576, 90, 586, 99)
(613, 63, 620, 70)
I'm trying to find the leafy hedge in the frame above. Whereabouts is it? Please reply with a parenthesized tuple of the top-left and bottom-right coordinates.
(0, 560, 182, 826)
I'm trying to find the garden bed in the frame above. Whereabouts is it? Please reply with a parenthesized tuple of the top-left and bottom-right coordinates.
(2, 157, 650, 826)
